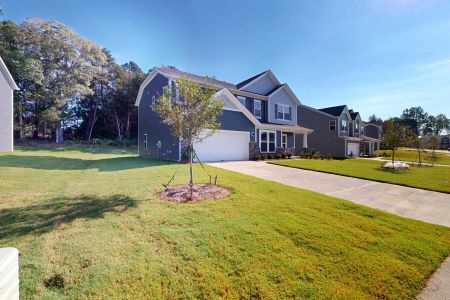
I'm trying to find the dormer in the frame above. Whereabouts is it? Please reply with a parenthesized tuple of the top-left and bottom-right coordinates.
(349, 109, 362, 137)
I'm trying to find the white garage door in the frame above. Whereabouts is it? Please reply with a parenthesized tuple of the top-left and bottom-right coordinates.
(194, 130, 249, 162)
(347, 142, 360, 157)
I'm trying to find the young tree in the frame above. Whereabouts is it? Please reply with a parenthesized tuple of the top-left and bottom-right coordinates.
(428, 136, 439, 164)
(405, 127, 423, 166)
(154, 77, 224, 199)
(382, 119, 406, 165)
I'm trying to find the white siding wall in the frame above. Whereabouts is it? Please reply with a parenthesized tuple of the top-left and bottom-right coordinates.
(0, 72, 13, 152)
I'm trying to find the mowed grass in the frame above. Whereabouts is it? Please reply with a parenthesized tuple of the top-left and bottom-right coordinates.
(271, 158, 450, 193)
(1, 146, 450, 299)
(375, 149, 450, 165)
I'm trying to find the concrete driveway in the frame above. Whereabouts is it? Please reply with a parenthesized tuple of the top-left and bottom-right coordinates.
(209, 161, 450, 227)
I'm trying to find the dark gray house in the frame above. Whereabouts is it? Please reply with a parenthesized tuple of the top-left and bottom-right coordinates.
(135, 67, 313, 162)
(297, 104, 381, 157)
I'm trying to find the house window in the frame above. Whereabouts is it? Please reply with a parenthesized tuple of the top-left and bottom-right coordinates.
(237, 96, 246, 106)
(260, 130, 276, 153)
(354, 123, 359, 135)
(276, 104, 291, 120)
(282, 134, 287, 149)
(341, 119, 348, 132)
(144, 134, 148, 149)
(329, 120, 336, 131)
(254, 100, 262, 119)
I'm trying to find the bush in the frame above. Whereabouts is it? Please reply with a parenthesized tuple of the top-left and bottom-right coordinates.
(281, 153, 286, 159)
(254, 155, 261, 161)
(287, 153, 292, 159)
(275, 154, 282, 159)
(260, 155, 266, 161)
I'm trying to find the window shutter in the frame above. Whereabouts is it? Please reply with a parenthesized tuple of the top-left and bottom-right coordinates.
(275, 104, 278, 119)
(289, 106, 292, 120)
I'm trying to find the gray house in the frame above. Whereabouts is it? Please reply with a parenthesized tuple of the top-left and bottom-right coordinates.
(297, 104, 381, 157)
(135, 67, 313, 162)
(0, 56, 19, 152)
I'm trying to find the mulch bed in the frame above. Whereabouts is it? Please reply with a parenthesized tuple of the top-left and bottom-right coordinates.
(160, 184, 230, 203)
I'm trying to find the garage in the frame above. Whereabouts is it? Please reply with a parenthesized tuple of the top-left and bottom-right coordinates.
(194, 130, 249, 162)
(347, 142, 360, 157)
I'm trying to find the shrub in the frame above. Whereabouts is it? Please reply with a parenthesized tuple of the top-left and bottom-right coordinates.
(255, 155, 261, 161)
(276, 154, 282, 159)
(260, 155, 266, 161)
(287, 153, 292, 159)
(281, 153, 286, 159)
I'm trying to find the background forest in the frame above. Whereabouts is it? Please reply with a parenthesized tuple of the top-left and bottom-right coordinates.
(0, 17, 147, 145)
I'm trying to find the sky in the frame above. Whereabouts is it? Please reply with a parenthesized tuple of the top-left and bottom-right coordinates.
(2, 0, 450, 120)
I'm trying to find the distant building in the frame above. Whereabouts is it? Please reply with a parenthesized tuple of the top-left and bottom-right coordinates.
(423, 134, 450, 150)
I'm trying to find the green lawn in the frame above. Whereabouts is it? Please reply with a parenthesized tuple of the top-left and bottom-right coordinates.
(1, 146, 450, 299)
(375, 149, 450, 165)
(271, 159, 450, 193)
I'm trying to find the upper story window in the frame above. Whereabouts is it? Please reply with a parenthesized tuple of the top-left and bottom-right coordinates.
(354, 122, 359, 135)
(329, 120, 336, 131)
(254, 100, 262, 119)
(341, 118, 348, 132)
(276, 104, 291, 121)
(237, 96, 246, 106)
(144, 134, 148, 149)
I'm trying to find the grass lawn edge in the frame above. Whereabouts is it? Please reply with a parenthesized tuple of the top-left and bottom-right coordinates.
(268, 161, 450, 194)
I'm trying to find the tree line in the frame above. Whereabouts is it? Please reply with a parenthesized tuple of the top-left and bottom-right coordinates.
(368, 106, 449, 137)
(0, 18, 146, 144)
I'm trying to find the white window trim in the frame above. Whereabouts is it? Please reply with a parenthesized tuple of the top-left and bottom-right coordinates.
(259, 130, 276, 153)
(276, 103, 291, 121)
(254, 99, 262, 119)
(144, 133, 148, 149)
(237, 96, 246, 106)
(282, 133, 287, 149)
(329, 120, 336, 131)
(340, 118, 348, 132)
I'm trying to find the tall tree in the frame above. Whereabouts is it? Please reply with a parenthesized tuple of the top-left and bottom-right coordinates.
(401, 106, 427, 135)
(21, 19, 107, 143)
(433, 114, 450, 135)
(154, 77, 224, 199)
(368, 114, 383, 125)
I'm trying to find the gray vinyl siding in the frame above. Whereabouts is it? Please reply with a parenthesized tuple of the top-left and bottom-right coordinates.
(0, 71, 13, 152)
(234, 95, 267, 123)
(365, 124, 381, 139)
(138, 73, 180, 160)
(297, 106, 346, 157)
(268, 88, 297, 126)
(218, 110, 256, 142)
(286, 132, 295, 148)
(241, 74, 277, 95)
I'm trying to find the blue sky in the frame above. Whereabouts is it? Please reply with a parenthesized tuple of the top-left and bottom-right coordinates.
(3, 0, 450, 120)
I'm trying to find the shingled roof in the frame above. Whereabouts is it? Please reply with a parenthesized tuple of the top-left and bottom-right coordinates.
(318, 105, 347, 117)
(348, 109, 360, 120)
(157, 66, 236, 90)
(236, 70, 269, 89)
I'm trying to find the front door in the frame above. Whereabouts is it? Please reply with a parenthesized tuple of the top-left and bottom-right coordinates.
(282, 134, 287, 149)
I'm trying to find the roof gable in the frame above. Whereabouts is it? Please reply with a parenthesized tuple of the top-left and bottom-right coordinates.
(237, 70, 281, 95)
(318, 105, 347, 117)
(0, 56, 19, 90)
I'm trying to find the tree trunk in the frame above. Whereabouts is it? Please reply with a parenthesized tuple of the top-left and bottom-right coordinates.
(114, 111, 122, 141)
(417, 145, 422, 167)
(55, 122, 64, 144)
(18, 102, 23, 141)
(87, 107, 98, 142)
(125, 110, 130, 139)
(189, 142, 194, 200)
(392, 148, 395, 165)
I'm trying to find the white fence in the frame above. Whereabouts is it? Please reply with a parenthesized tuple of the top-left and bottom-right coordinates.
(0, 248, 19, 300)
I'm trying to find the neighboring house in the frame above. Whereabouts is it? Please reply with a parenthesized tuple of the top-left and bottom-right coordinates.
(423, 134, 450, 150)
(135, 67, 313, 162)
(0, 56, 19, 152)
(297, 105, 381, 157)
